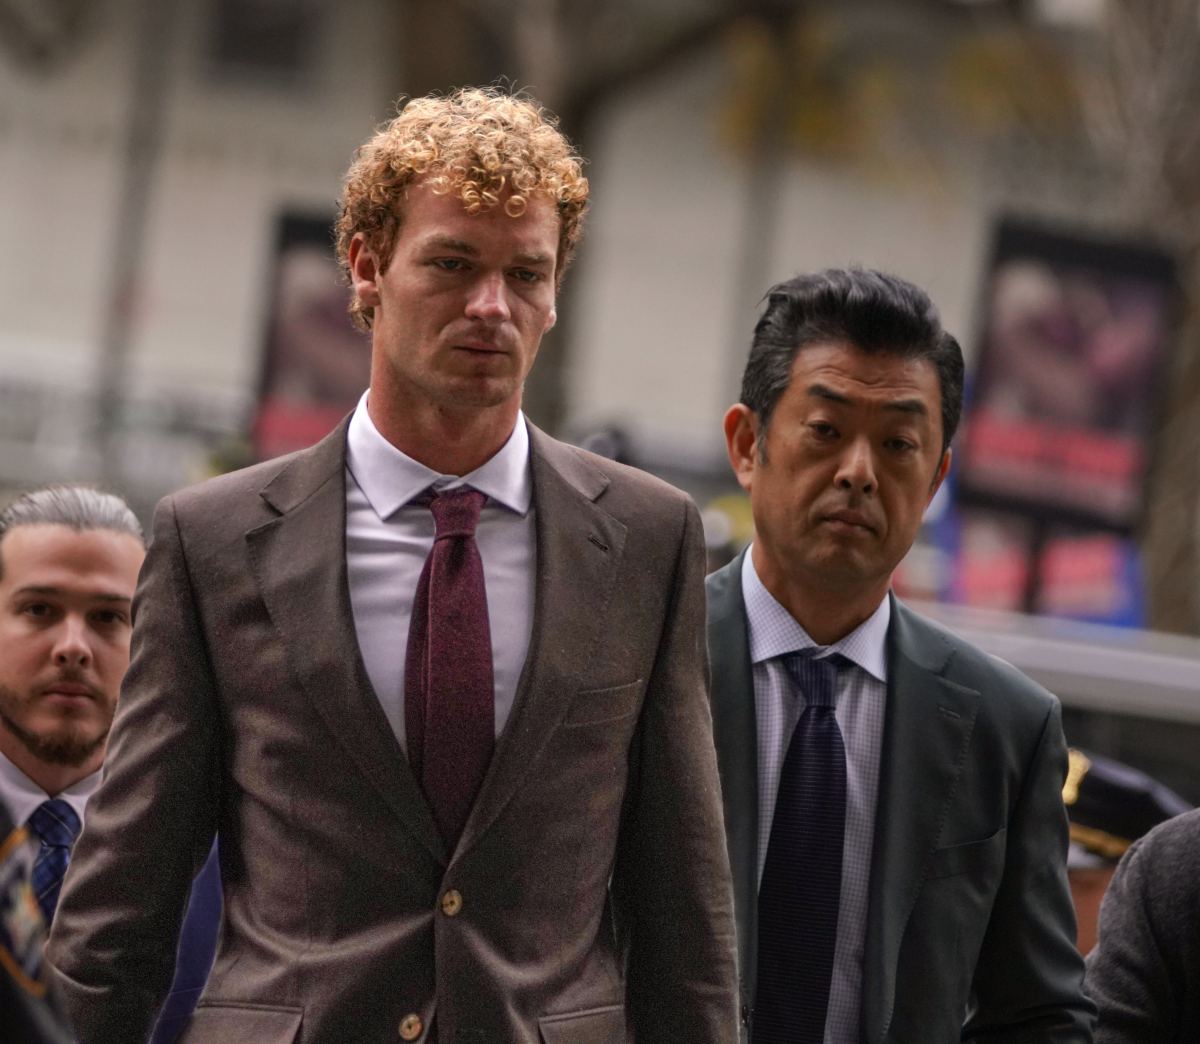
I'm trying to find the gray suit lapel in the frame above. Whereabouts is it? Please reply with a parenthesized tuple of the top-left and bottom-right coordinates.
(453, 424, 627, 862)
(245, 420, 447, 866)
(861, 596, 980, 1044)
(705, 552, 758, 1019)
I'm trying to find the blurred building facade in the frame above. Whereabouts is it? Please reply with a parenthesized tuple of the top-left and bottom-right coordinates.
(0, 1, 1127, 510)
(0, 0, 400, 517)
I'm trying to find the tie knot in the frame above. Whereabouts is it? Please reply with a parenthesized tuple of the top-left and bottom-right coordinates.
(424, 488, 486, 539)
(28, 798, 81, 849)
(782, 649, 846, 709)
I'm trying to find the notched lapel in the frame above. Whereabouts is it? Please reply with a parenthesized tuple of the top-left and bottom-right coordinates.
(705, 553, 759, 1010)
(861, 598, 979, 1044)
(455, 430, 626, 861)
(246, 426, 446, 865)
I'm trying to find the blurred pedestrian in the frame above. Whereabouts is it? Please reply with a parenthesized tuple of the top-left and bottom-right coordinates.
(48, 87, 736, 1043)
(708, 268, 1095, 1042)
(0, 485, 220, 1044)
(1085, 805, 1200, 1041)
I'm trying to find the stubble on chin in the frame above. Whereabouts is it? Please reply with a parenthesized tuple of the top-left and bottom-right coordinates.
(0, 683, 111, 767)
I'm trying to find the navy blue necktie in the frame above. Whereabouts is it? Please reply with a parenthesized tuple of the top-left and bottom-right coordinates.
(28, 798, 82, 925)
(754, 651, 847, 1044)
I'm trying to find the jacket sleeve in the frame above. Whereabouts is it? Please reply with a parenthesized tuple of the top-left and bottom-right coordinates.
(609, 497, 739, 1041)
(1086, 827, 1187, 1043)
(964, 700, 1096, 1042)
(46, 495, 221, 1043)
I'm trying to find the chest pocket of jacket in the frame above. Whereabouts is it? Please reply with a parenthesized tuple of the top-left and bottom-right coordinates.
(179, 1003, 302, 1044)
(562, 680, 643, 727)
(539, 1004, 626, 1043)
(925, 827, 1006, 881)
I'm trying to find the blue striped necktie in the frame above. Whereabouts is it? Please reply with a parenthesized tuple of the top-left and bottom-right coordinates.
(28, 798, 82, 925)
(754, 650, 848, 1044)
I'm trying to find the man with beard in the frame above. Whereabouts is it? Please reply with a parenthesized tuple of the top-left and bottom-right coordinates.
(0, 487, 143, 1039)
(0, 486, 221, 1043)
(0, 487, 145, 883)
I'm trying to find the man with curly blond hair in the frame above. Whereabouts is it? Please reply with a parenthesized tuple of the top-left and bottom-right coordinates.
(48, 87, 738, 1044)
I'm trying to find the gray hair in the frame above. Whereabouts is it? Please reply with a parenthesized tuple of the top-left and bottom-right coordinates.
(0, 486, 143, 579)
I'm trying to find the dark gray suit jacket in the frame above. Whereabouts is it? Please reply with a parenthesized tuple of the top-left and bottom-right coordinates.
(1086, 807, 1200, 1042)
(48, 420, 737, 1043)
(707, 553, 1094, 1043)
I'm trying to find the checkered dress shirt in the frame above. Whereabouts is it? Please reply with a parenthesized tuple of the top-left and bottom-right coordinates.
(742, 550, 888, 1044)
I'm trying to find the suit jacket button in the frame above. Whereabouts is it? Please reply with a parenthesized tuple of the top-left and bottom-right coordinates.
(398, 1013, 423, 1040)
(440, 888, 463, 916)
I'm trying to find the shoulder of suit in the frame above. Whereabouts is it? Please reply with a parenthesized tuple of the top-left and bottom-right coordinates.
(1114, 807, 1200, 922)
(152, 430, 343, 552)
(1129, 806, 1200, 867)
(170, 417, 346, 509)
(175, 451, 309, 506)
(892, 597, 1058, 713)
(594, 454, 692, 506)
(536, 430, 694, 511)
(705, 553, 742, 602)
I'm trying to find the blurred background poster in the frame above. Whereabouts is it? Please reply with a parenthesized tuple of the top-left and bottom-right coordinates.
(958, 217, 1175, 531)
(252, 214, 371, 461)
(894, 217, 1175, 626)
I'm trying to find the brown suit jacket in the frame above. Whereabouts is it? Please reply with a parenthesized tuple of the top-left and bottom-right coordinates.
(46, 420, 737, 1044)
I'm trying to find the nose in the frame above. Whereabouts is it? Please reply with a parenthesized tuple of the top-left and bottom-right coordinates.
(834, 437, 877, 495)
(464, 272, 511, 323)
(52, 616, 92, 669)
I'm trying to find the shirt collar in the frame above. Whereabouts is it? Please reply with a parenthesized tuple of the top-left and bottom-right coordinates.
(0, 749, 101, 828)
(345, 392, 533, 519)
(741, 547, 889, 683)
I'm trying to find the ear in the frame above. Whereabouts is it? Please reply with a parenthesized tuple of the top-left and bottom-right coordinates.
(724, 404, 760, 493)
(347, 234, 382, 311)
(927, 447, 952, 505)
(543, 305, 557, 333)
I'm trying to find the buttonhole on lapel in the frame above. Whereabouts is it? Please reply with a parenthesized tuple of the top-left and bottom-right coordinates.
(937, 705, 961, 721)
(587, 534, 609, 552)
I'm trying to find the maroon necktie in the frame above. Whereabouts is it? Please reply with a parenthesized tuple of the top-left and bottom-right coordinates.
(405, 488, 494, 847)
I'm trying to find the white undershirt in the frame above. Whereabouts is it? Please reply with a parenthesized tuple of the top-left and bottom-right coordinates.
(343, 393, 536, 752)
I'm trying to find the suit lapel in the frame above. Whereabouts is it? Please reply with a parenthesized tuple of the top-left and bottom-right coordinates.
(861, 596, 979, 1044)
(705, 552, 759, 1017)
(245, 420, 446, 866)
(452, 424, 627, 862)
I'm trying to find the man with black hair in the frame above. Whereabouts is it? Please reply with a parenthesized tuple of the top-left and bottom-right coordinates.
(708, 268, 1094, 1042)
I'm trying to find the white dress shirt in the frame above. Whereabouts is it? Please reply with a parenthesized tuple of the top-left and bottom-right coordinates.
(344, 393, 536, 753)
(0, 749, 99, 829)
(742, 549, 889, 1044)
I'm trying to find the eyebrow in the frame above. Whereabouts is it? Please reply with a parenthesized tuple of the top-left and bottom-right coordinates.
(422, 236, 553, 267)
(512, 251, 554, 267)
(14, 585, 132, 604)
(424, 235, 480, 257)
(807, 383, 930, 417)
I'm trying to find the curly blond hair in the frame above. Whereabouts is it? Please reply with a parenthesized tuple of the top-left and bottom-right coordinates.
(335, 86, 589, 330)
